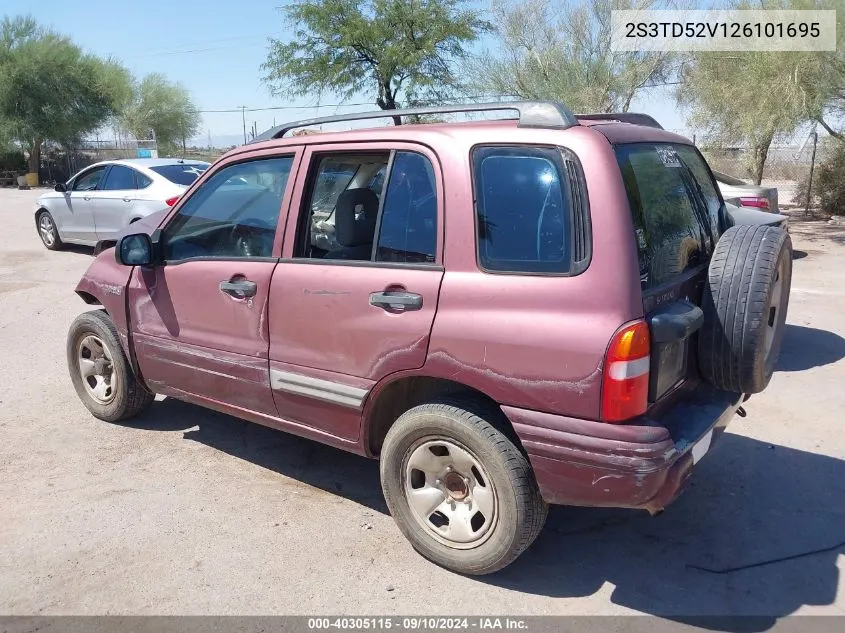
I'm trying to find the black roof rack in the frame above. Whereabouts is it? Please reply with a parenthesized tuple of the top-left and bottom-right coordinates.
(251, 101, 578, 143)
(576, 112, 663, 129)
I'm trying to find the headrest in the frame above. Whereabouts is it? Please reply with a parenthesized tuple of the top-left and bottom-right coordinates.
(334, 188, 379, 247)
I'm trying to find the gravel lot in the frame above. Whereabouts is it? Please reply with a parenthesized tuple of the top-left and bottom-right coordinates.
(1, 188, 844, 621)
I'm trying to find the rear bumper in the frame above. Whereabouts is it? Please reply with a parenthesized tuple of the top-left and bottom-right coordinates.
(503, 386, 744, 513)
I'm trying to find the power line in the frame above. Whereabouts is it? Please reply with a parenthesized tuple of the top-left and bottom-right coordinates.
(193, 95, 521, 114)
(122, 33, 274, 59)
(195, 102, 374, 114)
(125, 41, 268, 59)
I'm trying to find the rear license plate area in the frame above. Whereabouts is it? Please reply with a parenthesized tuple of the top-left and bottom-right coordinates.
(650, 338, 689, 401)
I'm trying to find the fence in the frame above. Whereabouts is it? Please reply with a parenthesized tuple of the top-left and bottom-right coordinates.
(38, 138, 224, 185)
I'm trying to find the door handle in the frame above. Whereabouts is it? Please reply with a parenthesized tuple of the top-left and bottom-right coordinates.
(219, 279, 258, 298)
(369, 291, 423, 312)
(83, 196, 91, 201)
(122, 198, 132, 202)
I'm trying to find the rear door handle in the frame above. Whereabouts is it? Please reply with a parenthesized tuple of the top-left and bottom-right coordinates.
(220, 279, 257, 298)
(83, 196, 91, 201)
(122, 197, 132, 202)
(370, 291, 423, 312)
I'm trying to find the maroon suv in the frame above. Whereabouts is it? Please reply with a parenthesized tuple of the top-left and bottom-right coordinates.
(66, 102, 792, 575)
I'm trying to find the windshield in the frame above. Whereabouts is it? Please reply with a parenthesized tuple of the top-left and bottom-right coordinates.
(150, 163, 210, 186)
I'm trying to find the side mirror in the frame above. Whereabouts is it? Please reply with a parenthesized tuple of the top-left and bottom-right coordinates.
(55, 183, 67, 193)
(115, 233, 154, 266)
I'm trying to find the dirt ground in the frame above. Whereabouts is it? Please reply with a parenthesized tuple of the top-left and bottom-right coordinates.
(1, 188, 843, 623)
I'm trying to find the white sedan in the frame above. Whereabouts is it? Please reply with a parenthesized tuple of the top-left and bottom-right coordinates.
(34, 158, 209, 250)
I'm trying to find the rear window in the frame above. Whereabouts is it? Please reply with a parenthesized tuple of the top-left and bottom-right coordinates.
(473, 146, 572, 274)
(616, 143, 724, 289)
(150, 163, 209, 186)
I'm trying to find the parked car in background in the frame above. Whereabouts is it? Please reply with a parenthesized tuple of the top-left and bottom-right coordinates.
(66, 102, 792, 575)
(713, 170, 779, 213)
(726, 200, 788, 230)
(35, 158, 210, 250)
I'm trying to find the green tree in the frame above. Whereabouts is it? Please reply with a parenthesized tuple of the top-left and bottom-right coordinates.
(468, 0, 675, 113)
(679, 0, 844, 184)
(261, 0, 490, 122)
(123, 73, 201, 153)
(0, 15, 132, 173)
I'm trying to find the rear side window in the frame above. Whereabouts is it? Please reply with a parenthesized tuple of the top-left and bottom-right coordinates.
(616, 143, 722, 289)
(136, 172, 153, 188)
(151, 163, 209, 186)
(473, 147, 571, 273)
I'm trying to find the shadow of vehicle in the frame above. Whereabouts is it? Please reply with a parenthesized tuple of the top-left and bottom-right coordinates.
(123, 398, 842, 628)
(777, 324, 845, 372)
(482, 433, 844, 629)
(124, 397, 387, 513)
(60, 244, 97, 257)
(792, 250, 808, 260)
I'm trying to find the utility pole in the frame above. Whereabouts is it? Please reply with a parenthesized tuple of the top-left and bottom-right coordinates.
(804, 125, 818, 218)
(241, 106, 247, 144)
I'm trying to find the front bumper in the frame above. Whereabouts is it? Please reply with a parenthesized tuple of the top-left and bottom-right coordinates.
(503, 386, 744, 513)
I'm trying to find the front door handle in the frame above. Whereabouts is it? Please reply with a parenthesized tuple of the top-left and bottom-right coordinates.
(369, 291, 423, 312)
(122, 197, 132, 202)
(83, 196, 91, 201)
(220, 279, 257, 298)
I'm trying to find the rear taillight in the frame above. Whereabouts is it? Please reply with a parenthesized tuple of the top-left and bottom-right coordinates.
(165, 196, 180, 207)
(739, 196, 770, 209)
(601, 320, 650, 423)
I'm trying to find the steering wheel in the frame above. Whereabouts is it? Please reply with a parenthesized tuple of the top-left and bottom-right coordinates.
(229, 218, 274, 257)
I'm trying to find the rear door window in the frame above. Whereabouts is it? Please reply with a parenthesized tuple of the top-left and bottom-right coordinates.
(615, 143, 722, 289)
(472, 146, 571, 273)
(101, 165, 138, 191)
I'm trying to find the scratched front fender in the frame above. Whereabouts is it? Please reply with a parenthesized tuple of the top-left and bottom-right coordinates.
(74, 247, 134, 355)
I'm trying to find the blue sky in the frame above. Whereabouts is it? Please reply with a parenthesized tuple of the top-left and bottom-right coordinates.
(3, 0, 687, 145)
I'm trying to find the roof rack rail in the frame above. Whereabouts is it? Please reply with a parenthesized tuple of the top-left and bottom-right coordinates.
(250, 101, 578, 143)
(576, 112, 664, 130)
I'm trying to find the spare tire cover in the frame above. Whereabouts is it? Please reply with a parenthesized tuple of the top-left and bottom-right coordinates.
(699, 224, 792, 394)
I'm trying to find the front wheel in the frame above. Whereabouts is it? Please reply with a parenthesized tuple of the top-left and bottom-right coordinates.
(380, 398, 547, 575)
(36, 211, 63, 250)
(67, 310, 154, 422)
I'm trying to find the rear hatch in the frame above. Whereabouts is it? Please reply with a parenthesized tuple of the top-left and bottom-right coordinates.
(615, 143, 727, 406)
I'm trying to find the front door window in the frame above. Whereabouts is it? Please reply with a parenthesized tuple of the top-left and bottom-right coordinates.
(163, 157, 294, 261)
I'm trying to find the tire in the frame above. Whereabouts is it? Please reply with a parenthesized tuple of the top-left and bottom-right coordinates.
(699, 224, 792, 394)
(649, 235, 700, 285)
(67, 310, 154, 422)
(380, 397, 547, 575)
(36, 210, 63, 250)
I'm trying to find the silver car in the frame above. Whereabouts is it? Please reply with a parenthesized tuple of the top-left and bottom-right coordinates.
(34, 158, 209, 250)
(713, 170, 779, 214)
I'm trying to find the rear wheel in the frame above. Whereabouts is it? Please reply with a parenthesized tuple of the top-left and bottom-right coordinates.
(67, 310, 154, 422)
(380, 397, 547, 575)
(36, 211, 63, 250)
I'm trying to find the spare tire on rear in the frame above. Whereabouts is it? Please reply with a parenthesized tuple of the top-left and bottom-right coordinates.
(699, 224, 792, 394)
